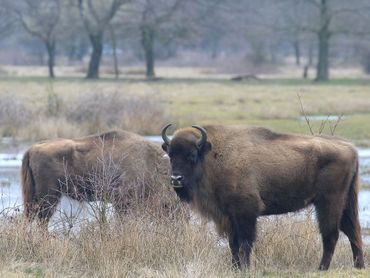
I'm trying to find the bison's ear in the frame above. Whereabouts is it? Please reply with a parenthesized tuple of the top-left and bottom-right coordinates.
(200, 141, 212, 155)
(162, 142, 169, 153)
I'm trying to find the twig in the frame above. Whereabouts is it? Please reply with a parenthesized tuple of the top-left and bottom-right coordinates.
(297, 92, 314, 135)
(318, 115, 330, 135)
(329, 114, 343, 135)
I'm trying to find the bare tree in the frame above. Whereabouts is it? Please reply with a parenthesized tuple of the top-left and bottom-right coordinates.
(314, 0, 331, 81)
(10, 0, 61, 78)
(0, 5, 16, 39)
(263, 0, 370, 81)
(121, 0, 185, 79)
(57, 0, 89, 64)
(108, 24, 119, 78)
(78, 0, 129, 79)
(301, 0, 370, 81)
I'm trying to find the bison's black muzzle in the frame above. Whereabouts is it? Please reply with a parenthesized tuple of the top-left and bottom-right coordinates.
(170, 175, 184, 188)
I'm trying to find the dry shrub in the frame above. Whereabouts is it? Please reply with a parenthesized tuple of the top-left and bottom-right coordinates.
(120, 97, 171, 135)
(258, 105, 299, 119)
(253, 210, 366, 274)
(301, 99, 370, 116)
(123, 68, 146, 75)
(100, 66, 122, 75)
(66, 92, 124, 133)
(21, 116, 83, 141)
(73, 214, 230, 277)
(254, 212, 321, 271)
(66, 92, 171, 135)
(0, 90, 173, 141)
(0, 204, 368, 277)
(0, 94, 33, 137)
(70, 65, 87, 74)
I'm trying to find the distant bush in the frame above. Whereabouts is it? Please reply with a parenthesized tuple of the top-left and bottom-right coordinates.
(120, 97, 172, 135)
(0, 91, 173, 142)
(0, 94, 33, 137)
(362, 51, 370, 74)
(66, 92, 125, 134)
(66, 92, 171, 135)
(22, 116, 83, 142)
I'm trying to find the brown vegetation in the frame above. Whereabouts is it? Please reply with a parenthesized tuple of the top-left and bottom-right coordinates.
(0, 206, 368, 277)
(0, 91, 172, 141)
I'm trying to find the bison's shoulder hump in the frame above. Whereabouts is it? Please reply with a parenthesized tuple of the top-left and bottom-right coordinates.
(248, 127, 290, 141)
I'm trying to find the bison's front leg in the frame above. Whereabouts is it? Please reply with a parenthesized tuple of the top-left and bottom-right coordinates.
(228, 227, 241, 269)
(229, 215, 257, 271)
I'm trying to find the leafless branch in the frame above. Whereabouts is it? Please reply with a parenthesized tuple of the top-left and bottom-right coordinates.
(297, 92, 314, 135)
(318, 115, 331, 135)
(329, 114, 343, 136)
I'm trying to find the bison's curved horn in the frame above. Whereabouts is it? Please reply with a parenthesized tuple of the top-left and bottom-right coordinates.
(161, 124, 172, 145)
(192, 125, 207, 148)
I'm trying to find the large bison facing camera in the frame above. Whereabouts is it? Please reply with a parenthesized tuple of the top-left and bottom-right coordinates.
(161, 124, 364, 271)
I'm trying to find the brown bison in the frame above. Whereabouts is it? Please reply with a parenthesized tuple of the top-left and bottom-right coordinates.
(161, 124, 365, 271)
(22, 130, 174, 225)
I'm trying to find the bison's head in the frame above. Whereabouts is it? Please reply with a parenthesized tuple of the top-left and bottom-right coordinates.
(161, 124, 212, 202)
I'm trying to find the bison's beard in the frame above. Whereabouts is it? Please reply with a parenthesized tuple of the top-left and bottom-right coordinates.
(172, 166, 203, 203)
(173, 186, 192, 203)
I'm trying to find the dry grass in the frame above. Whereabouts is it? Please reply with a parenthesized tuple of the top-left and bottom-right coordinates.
(0, 90, 172, 141)
(0, 207, 369, 277)
(21, 116, 84, 142)
(1, 152, 369, 277)
(2, 68, 370, 144)
(0, 94, 32, 138)
(66, 92, 170, 135)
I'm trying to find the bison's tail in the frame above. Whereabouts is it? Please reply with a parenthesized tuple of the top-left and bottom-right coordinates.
(21, 150, 36, 220)
(340, 157, 365, 268)
(342, 158, 360, 230)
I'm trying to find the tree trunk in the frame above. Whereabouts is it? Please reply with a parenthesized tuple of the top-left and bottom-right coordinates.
(45, 39, 56, 78)
(293, 39, 301, 66)
(308, 43, 314, 67)
(142, 27, 155, 79)
(316, 30, 330, 81)
(87, 32, 103, 79)
(303, 65, 309, 79)
(315, 0, 330, 82)
(109, 26, 119, 79)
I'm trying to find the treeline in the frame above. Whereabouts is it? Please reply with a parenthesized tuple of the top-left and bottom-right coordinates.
(1, 0, 370, 81)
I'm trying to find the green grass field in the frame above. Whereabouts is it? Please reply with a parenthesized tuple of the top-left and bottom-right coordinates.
(1, 73, 369, 145)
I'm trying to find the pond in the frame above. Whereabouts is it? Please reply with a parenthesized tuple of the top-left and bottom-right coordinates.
(0, 140, 369, 234)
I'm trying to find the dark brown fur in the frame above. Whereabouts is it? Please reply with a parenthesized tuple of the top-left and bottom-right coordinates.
(163, 125, 365, 270)
(22, 130, 175, 224)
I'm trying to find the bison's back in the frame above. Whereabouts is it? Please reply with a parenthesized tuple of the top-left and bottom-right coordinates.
(23, 129, 171, 200)
(201, 125, 358, 214)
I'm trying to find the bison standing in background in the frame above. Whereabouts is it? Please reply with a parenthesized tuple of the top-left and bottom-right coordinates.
(161, 124, 365, 271)
(22, 130, 175, 226)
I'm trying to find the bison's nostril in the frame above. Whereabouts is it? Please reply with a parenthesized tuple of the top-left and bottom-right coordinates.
(171, 175, 183, 181)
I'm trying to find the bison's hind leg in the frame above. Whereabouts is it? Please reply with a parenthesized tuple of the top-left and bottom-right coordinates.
(26, 194, 60, 231)
(340, 208, 365, 268)
(314, 193, 347, 270)
(38, 195, 59, 223)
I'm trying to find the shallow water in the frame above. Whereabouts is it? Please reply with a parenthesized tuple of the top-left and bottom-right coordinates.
(298, 115, 347, 121)
(0, 140, 369, 234)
